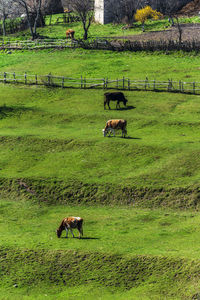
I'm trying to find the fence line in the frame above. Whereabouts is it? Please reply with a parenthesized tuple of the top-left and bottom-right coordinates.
(0, 13, 79, 36)
(2, 38, 200, 52)
(0, 72, 199, 95)
(48, 14, 80, 25)
(0, 39, 78, 50)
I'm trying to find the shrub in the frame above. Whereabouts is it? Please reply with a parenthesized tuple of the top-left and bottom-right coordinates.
(134, 6, 163, 32)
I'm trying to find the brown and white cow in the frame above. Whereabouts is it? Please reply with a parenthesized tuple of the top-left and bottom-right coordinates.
(102, 119, 127, 138)
(66, 29, 75, 39)
(56, 217, 83, 239)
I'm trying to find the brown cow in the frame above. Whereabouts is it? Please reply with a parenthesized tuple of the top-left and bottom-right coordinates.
(56, 217, 83, 239)
(66, 29, 75, 39)
(104, 92, 128, 109)
(102, 119, 127, 138)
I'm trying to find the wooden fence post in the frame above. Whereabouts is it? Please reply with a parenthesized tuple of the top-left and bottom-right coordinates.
(4, 72, 6, 83)
(153, 79, 156, 90)
(179, 80, 181, 92)
(35, 74, 37, 85)
(103, 78, 105, 89)
(13, 72, 16, 82)
(116, 78, 118, 89)
(193, 82, 195, 94)
(168, 79, 171, 92)
(47, 74, 51, 86)
(25, 72, 27, 84)
(128, 78, 130, 90)
(62, 77, 64, 88)
(145, 77, 148, 90)
(105, 78, 108, 89)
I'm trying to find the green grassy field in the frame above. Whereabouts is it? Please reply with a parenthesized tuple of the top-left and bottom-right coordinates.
(1, 198, 200, 299)
(0, 83, 200, 191)
(2, 15, 200, 41)
(1, 19, 200, 299)
(0, 49, 200, 82)
(1, 80, 200, 296)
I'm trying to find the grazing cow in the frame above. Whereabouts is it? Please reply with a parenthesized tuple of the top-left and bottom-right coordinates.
(104, 92, 128, 110)
(56, 217, 83, 239)
(102, 119, 127, 138)
(66, 29, 75, 39)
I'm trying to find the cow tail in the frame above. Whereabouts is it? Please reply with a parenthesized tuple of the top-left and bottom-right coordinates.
(78, 219, 83, 235)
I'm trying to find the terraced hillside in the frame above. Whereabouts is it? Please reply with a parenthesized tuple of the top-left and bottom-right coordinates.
(1, 30, 200, 298)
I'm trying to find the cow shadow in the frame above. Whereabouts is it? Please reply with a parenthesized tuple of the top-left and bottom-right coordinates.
(61, 236, 99, 240)
(117, 105, 136, 111)
(124, 136, 141, 140)
(107, 136, 141, 140)
(80, 237, 100, 240)
(106, 105, 136, 111)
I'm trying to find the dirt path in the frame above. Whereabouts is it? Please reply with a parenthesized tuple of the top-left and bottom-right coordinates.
(114, 23, 200, 42)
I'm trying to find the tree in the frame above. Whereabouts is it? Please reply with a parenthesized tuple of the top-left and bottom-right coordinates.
(12, 0, 43, 39)
(0, 0, 13, 35)
(134, 5, 162, 31)
(154, 0, 184, 43)
(105, 0, 145, 24)
(66, 0, 93, 40)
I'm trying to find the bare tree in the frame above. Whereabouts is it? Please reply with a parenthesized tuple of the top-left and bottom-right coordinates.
(123, 0, 148, 23)
(66, 0, 93, 40)
(0, 0, 13, 35)
(12, 0, 43, 39)
(151, 0, 191, 23)
(105, 0, 147, 24)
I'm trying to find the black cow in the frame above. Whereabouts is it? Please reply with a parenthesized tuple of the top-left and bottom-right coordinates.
(104, 92, 128, 110)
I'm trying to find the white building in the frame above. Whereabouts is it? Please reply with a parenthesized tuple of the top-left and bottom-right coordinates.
(94, 0, 114, 24)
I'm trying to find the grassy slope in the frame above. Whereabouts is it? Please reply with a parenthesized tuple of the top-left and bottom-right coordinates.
(2, 248, 200, 300)
(3, 15, 200, 41)
(1, 18, 169, 40)
(1, 199, 200, 258)
(1, 84, 200, 192)
(0, 49, 200, 82)
(1, 199, 200, 299)
(2, 21, 200, 299)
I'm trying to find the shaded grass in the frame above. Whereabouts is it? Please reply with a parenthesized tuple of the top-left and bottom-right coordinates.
(1, 247, 200, 300)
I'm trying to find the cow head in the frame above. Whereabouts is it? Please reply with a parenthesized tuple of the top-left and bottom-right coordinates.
(123, 98, 128, 106)
(102, 129, 107, 137)
(56, 229, 62, 238)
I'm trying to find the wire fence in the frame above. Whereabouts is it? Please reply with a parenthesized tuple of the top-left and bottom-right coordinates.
(2, 38, 200, 52)
(0, 72, 199, 94)
(0, 39, 78, 50)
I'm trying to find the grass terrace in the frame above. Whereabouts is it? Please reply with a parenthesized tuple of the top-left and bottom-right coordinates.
(1, 15, 200, 299)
